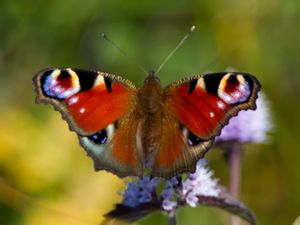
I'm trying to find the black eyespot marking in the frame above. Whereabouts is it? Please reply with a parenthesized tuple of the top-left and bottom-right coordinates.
(73, 69, 98, 92)
(179, 124, 184, 131)
(227, 74, 238, 83)
(114, 121, 119, 129)
(244, 75, 255, 93)
(204, 73, 226, 95)
(187, 131, 202, 146)
(188, 79, 198, 94)
(88, 129, 108, 144)
(104, 76, 112, 92)
(59, 70, 71, 79)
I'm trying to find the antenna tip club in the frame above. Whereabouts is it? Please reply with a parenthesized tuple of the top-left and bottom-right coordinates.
(190, 25, 196, 32)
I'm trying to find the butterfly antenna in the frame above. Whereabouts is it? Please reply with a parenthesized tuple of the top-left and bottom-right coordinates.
(101, 33, 148, 75)
(156, 25, 196, 75)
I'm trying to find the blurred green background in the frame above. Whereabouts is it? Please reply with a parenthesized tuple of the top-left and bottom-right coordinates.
(0, 0, 299, 224)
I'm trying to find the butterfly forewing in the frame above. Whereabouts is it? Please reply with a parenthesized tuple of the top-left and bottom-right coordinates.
(164, 72, 261, 140)
(34, 68, 137, 135)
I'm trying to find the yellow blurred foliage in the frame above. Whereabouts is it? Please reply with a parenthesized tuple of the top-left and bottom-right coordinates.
(0, 107, 124, 224)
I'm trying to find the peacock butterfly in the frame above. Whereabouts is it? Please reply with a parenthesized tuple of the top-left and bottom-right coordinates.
(33, 68, 260, 178)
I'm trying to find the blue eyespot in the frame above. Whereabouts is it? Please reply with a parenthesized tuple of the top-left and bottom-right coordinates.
(42, 70, 79, 99)
(88, 129, 108, 145)
(187, 131, 202, 146)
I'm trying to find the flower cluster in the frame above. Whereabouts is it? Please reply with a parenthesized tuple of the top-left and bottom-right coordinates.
(122, 159, 220, 212)
(182, 160, 220, 207)
(122, 176, 160, 208)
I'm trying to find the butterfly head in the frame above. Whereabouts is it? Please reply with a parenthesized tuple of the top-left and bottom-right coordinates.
(137, 70, 163, 113)
(144, 70, 160, 85)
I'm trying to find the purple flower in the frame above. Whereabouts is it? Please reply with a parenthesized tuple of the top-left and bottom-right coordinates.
(108, 158, 257, 225)
(121, 159, 220, 211)
(216, 92, 273, 143)
(122, 176, 160, 207)
(162, 199, 177, 211)
(182, 160, 220, 208)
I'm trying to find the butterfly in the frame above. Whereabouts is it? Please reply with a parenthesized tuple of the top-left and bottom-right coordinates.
(33, 68, 260, 178)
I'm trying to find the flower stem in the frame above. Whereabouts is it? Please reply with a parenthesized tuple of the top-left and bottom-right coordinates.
(229, 142, 242, 225)
(168, 210, 178, 225)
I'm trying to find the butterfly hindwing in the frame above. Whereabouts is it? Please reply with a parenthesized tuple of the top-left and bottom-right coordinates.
(79, 110, 143, 177)
(33, 68, 142, 177)
(151, 110, 213, 177)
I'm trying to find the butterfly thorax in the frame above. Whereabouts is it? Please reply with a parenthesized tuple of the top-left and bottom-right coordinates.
(137, 71, 164, 165)
(138, 71, 163, 113)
